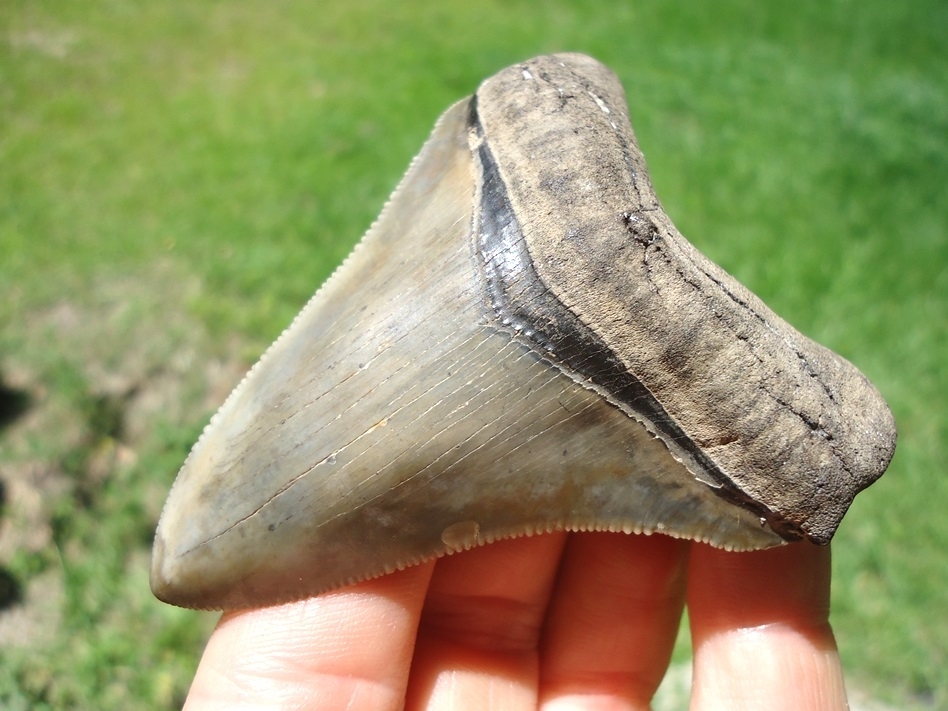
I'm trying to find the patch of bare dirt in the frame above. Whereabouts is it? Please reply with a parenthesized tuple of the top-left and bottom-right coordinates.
(0, 260, 248, 648)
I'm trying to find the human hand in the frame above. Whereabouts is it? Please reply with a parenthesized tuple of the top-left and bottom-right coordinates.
(182, 532, 847, 710)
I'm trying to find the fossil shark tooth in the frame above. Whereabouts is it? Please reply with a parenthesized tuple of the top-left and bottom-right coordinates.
(151, 53, 896, 611)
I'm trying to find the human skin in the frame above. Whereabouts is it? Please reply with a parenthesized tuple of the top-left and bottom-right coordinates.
(182, 532, 847, 710)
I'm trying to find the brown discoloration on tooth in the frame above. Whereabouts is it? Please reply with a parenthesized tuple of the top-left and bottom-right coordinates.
(151, 54, 896, 611)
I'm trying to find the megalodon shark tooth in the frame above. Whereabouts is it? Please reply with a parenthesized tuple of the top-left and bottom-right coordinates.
(151, 53, 897, 611)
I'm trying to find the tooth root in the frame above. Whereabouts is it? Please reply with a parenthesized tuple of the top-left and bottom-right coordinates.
(152, 54, 895, 611)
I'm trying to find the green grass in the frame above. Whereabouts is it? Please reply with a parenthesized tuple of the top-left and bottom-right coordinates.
(1, 0, 945, 707)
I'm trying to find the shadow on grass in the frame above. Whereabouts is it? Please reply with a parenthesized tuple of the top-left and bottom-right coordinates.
(0, 377, 31, 611)
(0, 567, 23, 611)
(0, 477, 24, 611)
(0, 380, 31, 430)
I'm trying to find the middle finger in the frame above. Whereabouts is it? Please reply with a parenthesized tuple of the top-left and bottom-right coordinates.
(406, 531, 569, 710)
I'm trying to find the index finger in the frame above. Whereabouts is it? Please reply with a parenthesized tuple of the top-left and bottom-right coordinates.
(183, 563, 434, 711)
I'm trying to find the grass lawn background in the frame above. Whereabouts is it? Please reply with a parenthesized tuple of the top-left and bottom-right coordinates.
(1, 0, 945, 708)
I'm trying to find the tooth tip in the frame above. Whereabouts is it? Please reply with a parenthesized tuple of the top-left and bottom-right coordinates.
(149, 533, 189, 606)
